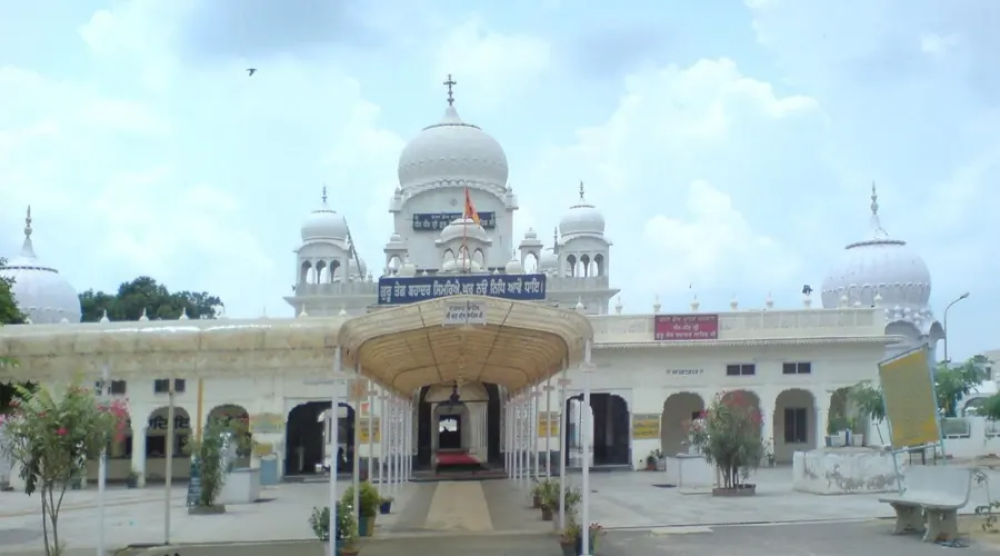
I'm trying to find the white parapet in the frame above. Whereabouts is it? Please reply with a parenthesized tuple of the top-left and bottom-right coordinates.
(792, 448, 904, 495)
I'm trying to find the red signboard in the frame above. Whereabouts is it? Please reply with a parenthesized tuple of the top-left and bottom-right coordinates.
(654, 314, 719, 341)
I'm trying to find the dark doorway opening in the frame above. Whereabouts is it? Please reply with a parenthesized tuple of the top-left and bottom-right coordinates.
(284, 401, 356, 475)
(417, 383, 501, 469)
(438, 415, 461, 450)
(564, 393, 631, 466)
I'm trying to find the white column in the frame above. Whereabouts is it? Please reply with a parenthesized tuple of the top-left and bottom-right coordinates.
(378, 392, 387, 494)
(581, 340, 594, 556)
(504, 396, 511, 476)
(521, 394, 529, 486)
(558, 368, 570, 530)
(351, 373, 361, 518)
(545, 380, 553, 479)
(327, 347, 345, 556)
(516, 394, 524, 483)
(532, 386, 540, 481)
(385, 398, 394, 495)
(405, 400, 412, 481)
(367, 387, 375, 485)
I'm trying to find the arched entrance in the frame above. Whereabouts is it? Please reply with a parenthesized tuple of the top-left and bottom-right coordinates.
(773, 388, 816, 463)
(660, 392, 705, 456)
(207, 404, 252, 464)
(417, 382, 501, 469)
(565, 393, 630, 467)
(284, 401, 355, 475)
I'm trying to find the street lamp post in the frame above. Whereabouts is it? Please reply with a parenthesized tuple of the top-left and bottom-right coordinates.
(943, 292, 970, 362)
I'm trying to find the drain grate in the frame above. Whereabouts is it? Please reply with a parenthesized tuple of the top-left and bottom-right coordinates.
(651, 483, 677, 488)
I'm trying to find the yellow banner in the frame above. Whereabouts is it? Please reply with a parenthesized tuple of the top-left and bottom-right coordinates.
(537, 412, 561, 438)
(879, 348, 939, 447)
(358, 417, 381, 444)
(250, 412, 284, 435)
(632, 413, 660, 440)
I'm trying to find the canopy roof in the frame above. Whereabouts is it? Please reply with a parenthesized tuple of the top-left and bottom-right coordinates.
(0, 296, 593, 396)
(339, 296, 593, 396)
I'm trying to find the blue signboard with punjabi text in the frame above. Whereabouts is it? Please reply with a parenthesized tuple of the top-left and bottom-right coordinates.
(412, 212, 497, 231)
(377, 274, 547, 305)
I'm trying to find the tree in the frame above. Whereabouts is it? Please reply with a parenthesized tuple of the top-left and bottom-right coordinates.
(79, 276, 224, 322)
(935, 355, 991, 417)
(0, 256, 26, 326)
(686, 391, 764, 490)
(0, 381, 129, 556)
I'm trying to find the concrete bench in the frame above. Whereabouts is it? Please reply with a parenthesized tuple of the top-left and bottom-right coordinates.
(878, 465, 972, 542)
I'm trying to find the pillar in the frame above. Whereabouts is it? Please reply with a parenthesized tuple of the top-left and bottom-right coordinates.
(815, 390, 831, 447)
(131, 425, 148, 487)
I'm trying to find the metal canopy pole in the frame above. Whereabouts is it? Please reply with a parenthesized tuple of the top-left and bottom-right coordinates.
(306, 345, 349, 556)
(545, 379, 553, 479)
(581, 340, 594, 556)
(367, 386, 375, 488)
(532, 386, 540, 481)
(97, 365, 110, 556)
(558, 370, 570, 530)
(163, 374, 176, 545)
(378, 391, 387, 494)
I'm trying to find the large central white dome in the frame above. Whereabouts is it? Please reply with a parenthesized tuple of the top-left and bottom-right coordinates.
(397, 105, 509, 190)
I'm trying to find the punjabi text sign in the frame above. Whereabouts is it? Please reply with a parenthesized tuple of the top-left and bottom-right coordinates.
(377, 274, 547, 305)
(654, 314, 719, 341)
(250, 413, 285, 435)
(358, 417, 381, 444)
(879, 347, 940, 448)
(412, 211, 497, 231)
(537, 412, 561, 438)
(443, 300, 488, 325)
(632, 413, 661, 440)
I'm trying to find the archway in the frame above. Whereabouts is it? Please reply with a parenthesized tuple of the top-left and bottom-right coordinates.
(660, 392, 705, 456)
(145, 406, 192, 481)
(284, 401, 355, 476)
(433, 403, 471, 452)
(417, 382, 500, 469)
(207, 404, 252, 464)
(565, 393, 631, 467)
(773, 388, 816, 463)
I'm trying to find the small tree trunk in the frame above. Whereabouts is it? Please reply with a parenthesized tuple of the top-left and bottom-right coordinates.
(40, 490, 51, 556)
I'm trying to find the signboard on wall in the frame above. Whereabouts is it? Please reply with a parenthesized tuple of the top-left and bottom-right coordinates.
(654, 314, 719, 341)
(412, 212, 497, 231)
(377, 274, 547, 305)
(250, 413, 284, 435)
(358, 417, 381, 444)
(537, 412, 561, 438)
(444, 300, 488, 325)
(632, 413, 661, 440)
(879, 347, 940, 447)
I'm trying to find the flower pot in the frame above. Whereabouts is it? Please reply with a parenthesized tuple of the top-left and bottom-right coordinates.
(358, 515, 376, 537)
(339, 547, 360, 556)
(656, 458, 667, 471)
(541, 505, 553, 521)
(851, 434, 864, 447)
(574, 533, 600, 555)
(559, 541, 576, 556)
(379, 501, 392, 515)
(712, 484, 756, 497)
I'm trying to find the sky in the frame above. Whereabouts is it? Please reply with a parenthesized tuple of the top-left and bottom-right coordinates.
(0, 0, 996, 360)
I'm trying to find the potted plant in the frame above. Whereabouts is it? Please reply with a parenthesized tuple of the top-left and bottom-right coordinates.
(645, 450, 658, 471)
(531, 479, 544, 508)
(826, 416, 849, 447)
(762, 440, 775, 468)
(309, 501, 360, 555)
(126, 468, 141, 489)
(184, 418, 232, 514)
(557, 516, 580, 556)
(378, 495, 393, 515)
(342, 481, 381, 537)
(542, 484, 581, 523)
(687, 391, 764, 496)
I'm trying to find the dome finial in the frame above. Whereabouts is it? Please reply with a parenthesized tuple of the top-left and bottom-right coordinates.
(870, 181, 879, 216)
(20, 205, 36, 257)
(867, 181, 888, 239)
(322, 185, 328, 204)
(579, 180, 585, 200)
(443, 73, 457, 107)
(24, 205, 32, 240)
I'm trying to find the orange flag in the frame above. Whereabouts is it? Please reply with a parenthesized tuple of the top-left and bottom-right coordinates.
(463, 187, 481, 225)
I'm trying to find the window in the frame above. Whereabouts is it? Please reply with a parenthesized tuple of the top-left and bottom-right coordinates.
(94, 380, 128, 395)
(784, 407, 808, 444)
(782, 362, 812, 375)
(725, 364, 756, 376)
(153, 379, 186, 394)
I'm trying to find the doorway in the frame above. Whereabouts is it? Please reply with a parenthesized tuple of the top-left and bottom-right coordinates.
(564, 393, 631, 467)
(418, 383, 502, 468)
(438, 415, 461, 450)
(284, 401, 356, 475)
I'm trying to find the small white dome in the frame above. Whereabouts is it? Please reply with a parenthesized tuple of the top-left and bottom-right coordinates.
(397, 104, 509, 190)
(505, 252, 523, 275)
(821, 186, 931, 309)
(398, 256, 418, 278)
(539, 247, 558, 274)
(559, 182, 605, 237)
(347, 256, 367, 278)
(1, 208, 81, 324)
(524, 228, 538, 240)
(438, 217, 489, 244)
(301, 188, 348, 241)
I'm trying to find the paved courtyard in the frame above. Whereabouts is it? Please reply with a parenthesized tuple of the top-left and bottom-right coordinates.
(2, 467, 1000, 554)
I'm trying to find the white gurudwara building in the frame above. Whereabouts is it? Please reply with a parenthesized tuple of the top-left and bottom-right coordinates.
(0, 84, 944, 485)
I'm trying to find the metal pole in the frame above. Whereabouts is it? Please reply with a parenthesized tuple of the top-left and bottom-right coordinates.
(352, 383, 361, 521)
(532, 386, 540, 481)
(504, 394, 510, 476)
(558, 370, 569, 530)
(378, 392, 386, 494)
(581, 340, 593, 556)
(545, 380, 553, 479)
(163, 376, 176, 545)
(367, 387, 374, 487)
(97, 365, 110, 556)
(406, 400, 412, 481)
(943, 292, 970, 362)
(326, 346, 343, 556)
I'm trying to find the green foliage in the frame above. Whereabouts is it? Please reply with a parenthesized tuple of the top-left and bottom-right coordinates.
(848, 383, 886, 423)
(0, 380, 129, 556)
(935, 355, 991, 418)
(341, 480, 381, 517)
(540, 481, 580, 513)
(686, 391, 764, 489)
(0, 257, 26, 326)
(183, 418, 233, 508)
(78, 276, 223, 322)
(308, 500, 358, 543)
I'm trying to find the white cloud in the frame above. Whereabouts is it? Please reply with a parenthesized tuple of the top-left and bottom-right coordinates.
(434, 17, 553, 109)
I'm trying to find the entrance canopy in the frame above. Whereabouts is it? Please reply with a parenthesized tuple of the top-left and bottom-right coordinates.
(339, 296, 592, 397)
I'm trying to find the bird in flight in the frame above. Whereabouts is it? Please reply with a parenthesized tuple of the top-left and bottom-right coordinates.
(247, 68, 257, 77)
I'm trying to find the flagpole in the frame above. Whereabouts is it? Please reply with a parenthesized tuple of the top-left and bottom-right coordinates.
(462, 187, 469, 275)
